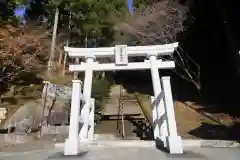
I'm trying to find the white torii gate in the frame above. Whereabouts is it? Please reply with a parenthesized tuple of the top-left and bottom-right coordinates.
(64, 43, 183, 155)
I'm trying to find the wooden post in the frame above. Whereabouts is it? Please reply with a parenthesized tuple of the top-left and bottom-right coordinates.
(62, 12, 71, 76)
(58, 50, 63, 67)
(62, 53, 67, 76)
(148, 54, 168, 147)
(48, 8, 59, 73)
(162, 77, 183, 154)
(79, 56, 94, 139)
(64, 80, 82, 155)
(39, 81, 50, 138)
(73, 58, 79, 79)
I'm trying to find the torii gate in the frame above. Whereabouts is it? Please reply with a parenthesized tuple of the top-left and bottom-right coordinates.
(64, 43, 183, 155)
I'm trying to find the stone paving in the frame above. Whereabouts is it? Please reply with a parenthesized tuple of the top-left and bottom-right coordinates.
(0, 145, 239, 160)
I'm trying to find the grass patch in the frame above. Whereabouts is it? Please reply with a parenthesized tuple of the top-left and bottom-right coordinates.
(40, 71, 72, 86)
(134, 93, 152, 123)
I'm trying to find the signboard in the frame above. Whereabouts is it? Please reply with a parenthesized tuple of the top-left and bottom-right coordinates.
(115, 45, 128, 66)
(0, 108, 6, 119)
(42, 83, 72, 98)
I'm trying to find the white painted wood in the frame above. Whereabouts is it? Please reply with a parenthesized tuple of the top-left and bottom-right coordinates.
(69, 61, 175, 72)
(148, 54, 168, 147)
(151, 96, 160, 140)
(64, 42, 182, 155)
(80, 57, 94, 139)
(161, 77, 183, 154)
(88, 99, 95, 139)
(162, 77, 178, 136)
(79, 94, 86, 104)
(68, 48, 174, 58)
(65, 42, 178, 58)
(115, 45, 128, 65)
(79, 116, 93, 124)
(64, 80, 82, 155)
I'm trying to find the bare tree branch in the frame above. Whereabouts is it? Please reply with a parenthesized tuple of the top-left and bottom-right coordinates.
(116, 0, 200, 92)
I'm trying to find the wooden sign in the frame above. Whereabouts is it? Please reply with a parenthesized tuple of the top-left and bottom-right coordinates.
(115, 45, 128, 66)
(0, 108, 6, 119)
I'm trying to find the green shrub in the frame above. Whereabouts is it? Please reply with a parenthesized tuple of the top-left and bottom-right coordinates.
(92, 79, 111, 114)
(92, 79, 111, 97)
(15, 84, 43, 96)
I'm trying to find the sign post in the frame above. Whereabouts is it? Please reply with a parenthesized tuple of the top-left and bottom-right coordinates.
(115, 45, 128, 66)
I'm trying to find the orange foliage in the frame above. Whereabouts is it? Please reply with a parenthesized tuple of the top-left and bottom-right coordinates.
(0, 25, 50, 82)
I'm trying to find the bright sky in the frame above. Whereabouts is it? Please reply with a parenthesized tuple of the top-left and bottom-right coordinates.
(128, 0, 133, 14)
(14, 6, 26, 18)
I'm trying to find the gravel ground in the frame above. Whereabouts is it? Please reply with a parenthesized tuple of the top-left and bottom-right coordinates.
(0, 133, 239, 160)
(0, 134, 67, 153)
(0, 145, 240, 160)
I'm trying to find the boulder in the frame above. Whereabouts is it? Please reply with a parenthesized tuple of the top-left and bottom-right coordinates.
(3, 83, 72, 130)
(3, 100, 43, 130)
(15, 117, 32, 134)
(42, 83, 72, 100)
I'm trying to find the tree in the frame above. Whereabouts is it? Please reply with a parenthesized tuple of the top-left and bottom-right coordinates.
(40, 0, 128, 47)
(133, 0, 152, 10)
(0, 0, 19, 26)
(0, 23, 65, 98)
(116, 0, 201, 93)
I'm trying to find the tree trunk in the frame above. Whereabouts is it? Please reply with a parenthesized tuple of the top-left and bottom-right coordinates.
(48, 8, 59, 74)
(73, 58, 79, 79)
(47, 97, 56, 125)
(101, 72, 105, 79)
(58, 50, 63, 67)
(62, 53, 67, 76)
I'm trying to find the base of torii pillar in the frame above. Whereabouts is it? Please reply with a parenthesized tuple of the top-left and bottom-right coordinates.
(64, 138, 80, 155)
(166, 136, 183, 154)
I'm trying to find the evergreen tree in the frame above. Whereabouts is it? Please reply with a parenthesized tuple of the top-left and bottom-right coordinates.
(0, 0, 18, 25)
(39, 0, 128, 46)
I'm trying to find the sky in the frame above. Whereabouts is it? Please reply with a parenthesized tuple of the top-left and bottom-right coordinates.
(14, 6, 26, 17)
(14, 5, 27, 24)
(128, 0, 133, 15)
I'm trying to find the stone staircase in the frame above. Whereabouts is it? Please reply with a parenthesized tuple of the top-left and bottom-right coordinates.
(103, 85, 145, 118)
(96, 85, 148, 140)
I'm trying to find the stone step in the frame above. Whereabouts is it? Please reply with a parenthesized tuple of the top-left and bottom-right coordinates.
(94, 134, 121, 140)
(55, 138, 240, 150)
(104, 101, 144, 115)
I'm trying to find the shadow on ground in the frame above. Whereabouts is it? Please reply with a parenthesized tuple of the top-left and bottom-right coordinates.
(97, 115, 154, 140)
(189, 122, 240, 141)
(48, 151, 88, 159)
